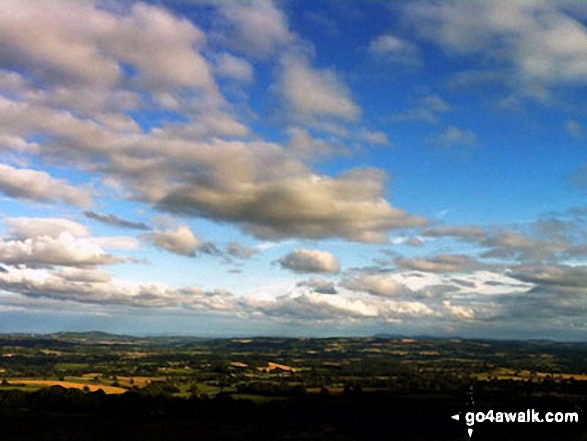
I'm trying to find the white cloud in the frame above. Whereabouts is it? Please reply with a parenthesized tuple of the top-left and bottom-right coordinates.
(0, 164, 92, 208)
(405, 0, 587, 90)
(342, 274, 413, 297)
(248, 291, 436, 323)
(5, 217, 90, 239)
(0, 1, 425, 245)
(215, 53, 254, 82)
(0, 233, 120, 267)
(435, 126, 477, 146)
(0, 90, 423, 242)
(369, 34, 422, 66)
(0, 217, 138, 267)
(218, 0, 295, 59)
(0, 265, 235, 310)
(278, 249, 341, 274)
(146, 225, 203, 257)
(0, 1, 218, 95)
(279, 55, 361, 121)
(392, 94, 451, 123)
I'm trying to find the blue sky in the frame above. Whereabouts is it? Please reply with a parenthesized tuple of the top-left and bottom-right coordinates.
(0, 0, 586, 339)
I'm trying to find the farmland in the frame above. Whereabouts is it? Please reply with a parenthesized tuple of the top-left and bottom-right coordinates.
(0, 332, 586, 440)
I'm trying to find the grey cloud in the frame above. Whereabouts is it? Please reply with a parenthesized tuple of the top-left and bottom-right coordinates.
(341, 273, 413, 298)
(84, 211, 150, 230)
(200, 242, 222, 256)
(1, 95, 425, 243)
(278, 249, 341, 274)
(227, 242, 258, 259)
(395, 254, 484, 273)
(145, 225, 203, 258)
(423, 222, 586, 262)
(449, 278, 476, 288)
(0, 5, 425, 246)
(509, 265, 587, 290)
(296, 277, 338, 294)
(0, 1, 425, 246)
(480, 232, 569, 261)
(0, 164, 92, 208)
(423, 225, 487, 240)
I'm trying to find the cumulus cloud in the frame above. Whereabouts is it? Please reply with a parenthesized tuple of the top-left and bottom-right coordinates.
(404, 0, 587, 91)
(279, 55, 361, 121)
(341, 273, 413, 297)
(4, 217, 90, 239)
(84, 211, 149, 230)
(0, 95, 424, 243)
(248, 291, 436, 323)
(0, 265, 439, 325)
(0, 233, 121, 267)
(158, 160, 425, 243)
(278, 249, 341, 274)
(0, 1, 218, 95)
(0, 216, 140, 268)
(215, 53, 254, 82)
(0, 164, 92, 208)
(227, 242, 258, 259)
(369, 34, 422, 66)
(0, 265, 235, 310)
(218, 0, 295, 59)
(0, 1, 424, 245)
(145, 225, 203, 257)
(296, 277, 338, 294)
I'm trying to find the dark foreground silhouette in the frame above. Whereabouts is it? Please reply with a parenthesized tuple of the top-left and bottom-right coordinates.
(0, 385, 585, 441)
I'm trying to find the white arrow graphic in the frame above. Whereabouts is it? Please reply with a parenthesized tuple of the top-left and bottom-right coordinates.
(451, 414, 460, 421)
(468, 428, 473, 438)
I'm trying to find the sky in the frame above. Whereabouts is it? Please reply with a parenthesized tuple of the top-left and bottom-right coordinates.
(0, 0, 586, 339)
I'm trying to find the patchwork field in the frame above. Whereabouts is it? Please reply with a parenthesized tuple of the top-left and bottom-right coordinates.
(5, 379, 126, 394)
